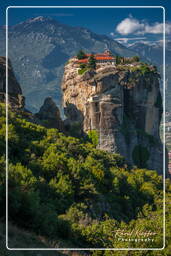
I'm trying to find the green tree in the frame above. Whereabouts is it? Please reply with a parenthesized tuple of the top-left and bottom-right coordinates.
(77, 49, 86, 59)
(88, 54, 96, 69)
(87, 130, 99, 147)
(132, 56, 140, 62)
(79, 63, 86, 69)
(116, 56, 122, 65)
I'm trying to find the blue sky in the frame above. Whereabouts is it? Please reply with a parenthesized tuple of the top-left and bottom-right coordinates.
(0, 0, 171, 45)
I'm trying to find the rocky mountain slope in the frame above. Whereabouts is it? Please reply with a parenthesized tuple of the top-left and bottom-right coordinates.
(0, 16, 135, 112)
(62, 59, 164, 173)
(128, 40, 171, 65)
(128, 40, 171, 112)
(0, 56, 24, 109)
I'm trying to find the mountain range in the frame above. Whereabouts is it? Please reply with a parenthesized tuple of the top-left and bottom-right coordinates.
(0, 16, 170, 113)
(128, 40, 171, 112)
(0, 16, 135, 112)
(128, 40, 171, 65)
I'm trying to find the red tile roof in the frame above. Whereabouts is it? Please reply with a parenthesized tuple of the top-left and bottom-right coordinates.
(96, 56, 114, 60)
(77, 59, 88, 63)
(77, 56, 115, 63)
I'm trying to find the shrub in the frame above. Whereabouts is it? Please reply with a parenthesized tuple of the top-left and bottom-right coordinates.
(139, 64, 151, 75)
(78, 67, 89, 75)
(87, 130, 99, 147)
(79, 63, 86, 69)
(132, 56, 140, 62)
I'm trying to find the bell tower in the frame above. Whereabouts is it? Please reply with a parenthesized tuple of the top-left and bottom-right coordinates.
(104, 48, 112, 56)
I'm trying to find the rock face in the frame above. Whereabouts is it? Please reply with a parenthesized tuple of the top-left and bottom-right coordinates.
(0, 56, 25, 109)
(62, 60, 164, 174)
(35, 97, 63, 130)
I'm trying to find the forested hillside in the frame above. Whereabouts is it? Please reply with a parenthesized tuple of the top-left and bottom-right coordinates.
(0, 103, 171, 254)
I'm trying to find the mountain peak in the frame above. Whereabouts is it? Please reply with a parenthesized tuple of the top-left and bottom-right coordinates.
(26, 16, 52, 23)
(12, 16, 58, 32)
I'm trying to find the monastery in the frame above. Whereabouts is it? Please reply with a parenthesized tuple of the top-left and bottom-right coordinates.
(76, 50, 116, 65)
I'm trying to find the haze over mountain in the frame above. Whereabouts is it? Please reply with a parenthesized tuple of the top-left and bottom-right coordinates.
(0, 16, 136, 112)
(128, 40, 171, 65)
(128, 40, 171, 112)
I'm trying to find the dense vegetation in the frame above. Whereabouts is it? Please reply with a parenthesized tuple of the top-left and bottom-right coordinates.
(78, 64, 89, 75)
(116, 63, 157, 76)
(0, 103, 170, 254)
(116, 55, 140, 65)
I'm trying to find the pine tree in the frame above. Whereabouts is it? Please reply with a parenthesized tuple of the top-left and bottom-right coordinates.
(88, 54, 96, 69)
(77, 50, 86, 60)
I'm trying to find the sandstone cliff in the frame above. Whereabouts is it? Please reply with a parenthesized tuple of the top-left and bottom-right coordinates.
(0, 56, 25, 109)
(62, 59, 164, 173)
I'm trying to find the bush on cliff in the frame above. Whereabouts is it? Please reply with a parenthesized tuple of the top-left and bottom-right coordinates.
(132, 56, 140, 62)
(87, 130, 99, 147)
(78, 67, 89, 75)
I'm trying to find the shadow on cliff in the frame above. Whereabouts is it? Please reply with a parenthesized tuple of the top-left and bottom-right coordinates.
(63, 103, 85, 138)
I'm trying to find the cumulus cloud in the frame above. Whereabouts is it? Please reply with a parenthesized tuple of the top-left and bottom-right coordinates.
(144, 23, 163, 34)
(116, 17, 144, 35)
(115, 16, 171, 35)
(141, 22, 171, 35)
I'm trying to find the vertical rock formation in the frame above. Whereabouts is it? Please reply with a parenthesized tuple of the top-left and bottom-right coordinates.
(35, 97, 63, 130)
(0, 56, 25, 109)
(62, 58, 164, 174)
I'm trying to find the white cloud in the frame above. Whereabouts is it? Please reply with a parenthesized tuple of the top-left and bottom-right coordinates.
(166, 23, 171, 34)
(116, 17, 144, 35)
(115, 37, 146, 44)
(144, 23, 163, 34)
(144, 23, 171, 34)
(115, 16, 171, 35)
